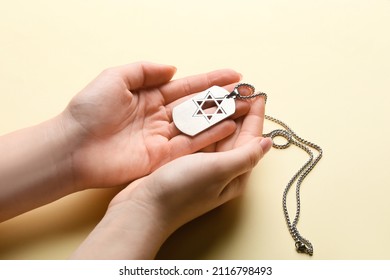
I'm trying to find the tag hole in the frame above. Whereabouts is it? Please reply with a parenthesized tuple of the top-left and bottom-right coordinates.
(201, 100, 218, 114)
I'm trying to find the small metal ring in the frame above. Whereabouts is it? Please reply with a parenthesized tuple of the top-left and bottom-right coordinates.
(227, 83, 256, 99)
(234, 83, 255, 98)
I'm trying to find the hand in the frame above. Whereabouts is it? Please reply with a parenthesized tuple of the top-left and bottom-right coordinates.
(60, 61, 243, 190)
(72, 96, 272, 259)
(0, 61, 245, 221)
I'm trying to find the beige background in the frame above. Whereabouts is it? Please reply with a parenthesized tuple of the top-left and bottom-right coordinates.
(1, 0, 389, 259)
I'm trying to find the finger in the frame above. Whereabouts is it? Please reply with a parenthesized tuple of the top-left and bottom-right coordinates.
(188, 137, 269, 204)
(230, 99, 251, 119)
(233, 97, 266, 147)
(216, 140, 271, 202)
(110, 61, 177, 90)
(209, 97, 264, 152)
(160, 69, 241, 104)
(217, 137, 272, 181)
(168, 120, 237, 158)
(199, 143, 217, 153)
(193, 100, 251, 152)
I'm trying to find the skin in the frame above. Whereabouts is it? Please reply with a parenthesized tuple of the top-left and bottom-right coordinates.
(0, 61, 245, 222)
(72, 92, 272, 259)
(0, 61, 272, 259)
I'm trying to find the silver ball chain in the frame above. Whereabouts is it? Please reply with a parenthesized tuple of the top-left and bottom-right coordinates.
(229, 83, 323, 256)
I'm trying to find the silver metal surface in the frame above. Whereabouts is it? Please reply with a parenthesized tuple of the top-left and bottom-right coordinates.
(172, 86, 235, 136)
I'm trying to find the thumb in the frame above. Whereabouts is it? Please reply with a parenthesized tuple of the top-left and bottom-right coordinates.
(217, 137, 273, 179)
(116, 61, 177, 90)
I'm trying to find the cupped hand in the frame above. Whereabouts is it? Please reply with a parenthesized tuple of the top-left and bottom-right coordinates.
(73, 136, 272, 259)
(60, 62, 244, 190)
(109, 92, 269, 225)
(72, 87, 271, 259)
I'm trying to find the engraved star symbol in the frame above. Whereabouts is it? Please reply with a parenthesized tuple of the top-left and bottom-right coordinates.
(192, 91, 227, 122)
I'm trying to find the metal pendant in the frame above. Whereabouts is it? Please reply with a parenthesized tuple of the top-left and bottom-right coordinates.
(172, 86, 235, 136)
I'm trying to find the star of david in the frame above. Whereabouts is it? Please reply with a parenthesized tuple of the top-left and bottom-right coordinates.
(192, 91, 227, 122)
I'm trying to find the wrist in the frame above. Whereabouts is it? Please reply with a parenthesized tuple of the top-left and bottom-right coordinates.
(0, 113, 80, 221)
(41, 113, 79, 194)
(72, 199, 171, 259)
(54, 109, 91, 192)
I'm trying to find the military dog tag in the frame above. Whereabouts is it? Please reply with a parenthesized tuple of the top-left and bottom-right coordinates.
(172, 86, 235, 136)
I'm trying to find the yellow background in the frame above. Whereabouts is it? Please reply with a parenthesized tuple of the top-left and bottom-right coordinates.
(1, 0, 390, 259)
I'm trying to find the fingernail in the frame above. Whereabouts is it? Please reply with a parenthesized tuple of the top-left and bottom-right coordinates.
(260, 137, 273, 154)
